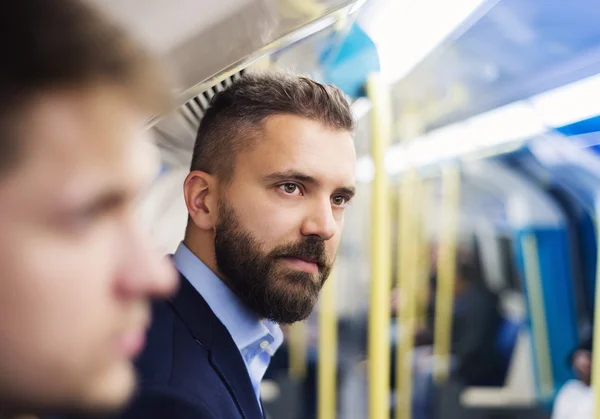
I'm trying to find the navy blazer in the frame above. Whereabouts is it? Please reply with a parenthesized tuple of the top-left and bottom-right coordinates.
(117, 274, 265, 419)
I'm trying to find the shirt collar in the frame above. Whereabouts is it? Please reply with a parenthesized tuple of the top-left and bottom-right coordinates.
(173, 242, 283, 354)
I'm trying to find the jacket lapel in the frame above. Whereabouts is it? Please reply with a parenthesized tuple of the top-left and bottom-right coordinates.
(260, 400, 267, 419)
(209, 323, 264, 419)
(169, 274, 263, 419)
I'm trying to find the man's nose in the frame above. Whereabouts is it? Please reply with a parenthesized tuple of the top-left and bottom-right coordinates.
(300, 198, 337, 241)
(115, 226, 178, 299)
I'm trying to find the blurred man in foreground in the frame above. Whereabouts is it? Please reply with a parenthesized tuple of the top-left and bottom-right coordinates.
(0, 1, 177, 417)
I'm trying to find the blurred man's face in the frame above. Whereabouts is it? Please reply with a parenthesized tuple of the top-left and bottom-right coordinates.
(0, 87, 177, 415)
(213, 115, 356, 324)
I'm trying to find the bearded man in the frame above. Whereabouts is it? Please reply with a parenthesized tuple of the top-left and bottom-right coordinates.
(119, 71, 357, 419)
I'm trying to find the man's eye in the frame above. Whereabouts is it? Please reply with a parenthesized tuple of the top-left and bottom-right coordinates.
(332, 195, 350, 207)
(56, 210, 96, 235)
(279, 183, 301, 195)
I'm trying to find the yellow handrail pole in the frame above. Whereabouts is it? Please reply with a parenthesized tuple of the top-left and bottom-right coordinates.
(521, 234, 554, 400)
(591, 207, 600, 419)
(288, 321, 307, 381)
(318, 269, 338, 419)
(416, 182, 432, 328)
(395, 169, 422, 419)
(432, 165, 461, 384)
(366, 73, 393, 419)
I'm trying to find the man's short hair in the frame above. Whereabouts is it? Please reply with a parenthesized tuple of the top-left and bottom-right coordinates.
(190, 71, 355, 181)
(0, 0, 170, 173)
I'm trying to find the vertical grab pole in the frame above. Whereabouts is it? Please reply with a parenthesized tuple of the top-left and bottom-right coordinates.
(395, 169, 422, 419)
(432, 165, 461, 383)
(416, 182, 432, 328)
(366, 73, 393, 419)
(521, 234, 554, 400)
(288, 322, 307, 381)
(393, 109, 427, 419)
(318, 269, 338, 419)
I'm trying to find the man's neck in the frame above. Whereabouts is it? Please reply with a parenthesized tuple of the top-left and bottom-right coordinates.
(182, 236, 236, 291)
(183, 234, 217, 274)
(181, 235, 262, 320)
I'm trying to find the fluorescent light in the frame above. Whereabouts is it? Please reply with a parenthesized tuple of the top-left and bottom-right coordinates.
(394, 101, 543, 174)
(353, 59, 600, 181)
(465, 101, 546, 145)
(530, 72, 600, 127)
(359, 0, 485, 83)
(356, 101, 545, 179)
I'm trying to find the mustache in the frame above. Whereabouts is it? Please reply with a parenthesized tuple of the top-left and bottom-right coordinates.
(270, 238, 329, 267)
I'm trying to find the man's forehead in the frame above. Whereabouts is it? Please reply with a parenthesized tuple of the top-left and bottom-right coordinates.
(2, 89, 157, 204)
(58, 132, 157, 202)
(33, 88, 147, 149)
(251, 114, 356, 184)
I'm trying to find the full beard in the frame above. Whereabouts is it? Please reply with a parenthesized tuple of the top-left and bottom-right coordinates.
(214, 201, 332, 324)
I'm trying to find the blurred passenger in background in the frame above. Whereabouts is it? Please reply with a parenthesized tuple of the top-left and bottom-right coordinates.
(552, 337, 593, 419)
(411, 258, 504, 419)
(0, 1, 177, 418)
(118, 72, 356, 419)
(571, 337, 592, 386)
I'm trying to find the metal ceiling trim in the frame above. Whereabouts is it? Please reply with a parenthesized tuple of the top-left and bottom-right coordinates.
(146, 0, 365, 126)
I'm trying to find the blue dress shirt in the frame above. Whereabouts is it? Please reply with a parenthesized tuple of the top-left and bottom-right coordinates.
(173, 242, 283, 403)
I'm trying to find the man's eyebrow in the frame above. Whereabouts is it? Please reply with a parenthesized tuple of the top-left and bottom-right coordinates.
(336, 186, 356, 198)
(263, 171, 318, 184)
(78, 189, 129, 215)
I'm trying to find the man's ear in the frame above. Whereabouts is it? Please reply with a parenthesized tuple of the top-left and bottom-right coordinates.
(183, 170, 218, 231)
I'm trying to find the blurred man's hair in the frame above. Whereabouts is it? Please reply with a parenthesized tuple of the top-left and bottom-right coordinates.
(190, 71, 355, 183)
(0, 0, 171, 173)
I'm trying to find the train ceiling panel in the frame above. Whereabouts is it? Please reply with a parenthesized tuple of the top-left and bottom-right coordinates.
(95, 0, 366, 111)
(391, 0, 600, 135)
